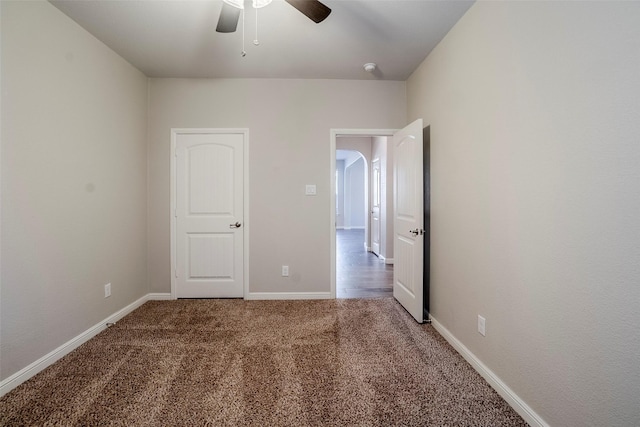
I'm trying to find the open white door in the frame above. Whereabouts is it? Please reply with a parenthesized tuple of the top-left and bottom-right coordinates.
(393, 119, 424, 323)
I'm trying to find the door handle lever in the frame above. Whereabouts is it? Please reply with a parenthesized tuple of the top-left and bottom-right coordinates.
(409, 228, 424, 236)
(230, 222, 242, 229)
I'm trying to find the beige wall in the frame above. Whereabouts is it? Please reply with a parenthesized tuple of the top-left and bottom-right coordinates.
(408, 1, 640, 425)
(148, 79, 406, 295)
(0, 1, 148, 380)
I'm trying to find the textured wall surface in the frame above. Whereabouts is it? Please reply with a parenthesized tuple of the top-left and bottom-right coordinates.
(147, 79, 406, 294)
(408, 2, 640, 425)
(1, 1, 148, 380)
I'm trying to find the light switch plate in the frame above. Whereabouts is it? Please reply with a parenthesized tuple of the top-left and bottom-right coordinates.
(305, 185, 317, 196)
(478, 315, 486, 336)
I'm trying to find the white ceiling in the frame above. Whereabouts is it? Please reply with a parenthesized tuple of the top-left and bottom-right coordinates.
(49, 0, 474, 81)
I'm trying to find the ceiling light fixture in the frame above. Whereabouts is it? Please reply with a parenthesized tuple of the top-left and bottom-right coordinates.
(223, 0, 244, 9)
(252, 0, 272, 8)
(224, 0, 273, 9)
(217, 0, 331, 58)
(364, 63, 377, 73)
(223, 0, 273, 55)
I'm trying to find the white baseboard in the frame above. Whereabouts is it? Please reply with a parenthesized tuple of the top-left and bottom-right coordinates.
(0, 294, 151, 397)
(148, 292, 172, 300)
(430, 317, 549, 427)
(376, 255, 394, 265)
(245, 292, 332, 300)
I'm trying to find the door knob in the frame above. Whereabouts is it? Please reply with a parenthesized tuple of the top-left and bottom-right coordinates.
(230, 222, 242, 229)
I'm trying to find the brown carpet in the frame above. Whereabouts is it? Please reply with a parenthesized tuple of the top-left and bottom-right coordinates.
(1, 298, 527, 426)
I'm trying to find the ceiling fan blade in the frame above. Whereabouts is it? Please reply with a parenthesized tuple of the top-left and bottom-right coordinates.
(285, 0, 332, 24)
(216, 2, 241, 33)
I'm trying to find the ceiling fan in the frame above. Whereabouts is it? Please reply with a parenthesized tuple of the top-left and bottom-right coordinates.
(216, 0, 332, 33)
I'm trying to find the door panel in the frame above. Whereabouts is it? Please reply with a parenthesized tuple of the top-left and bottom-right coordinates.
(188, 144, 234, 214)
(393, 119, 424, 322)
(395, 235, 416, 294)
(187, 233, 233, 278)
(175, 132, 244, 298)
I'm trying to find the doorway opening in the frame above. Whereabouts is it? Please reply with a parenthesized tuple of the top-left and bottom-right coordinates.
(336, 149, 392, 298)
(330, 130, 396, 299)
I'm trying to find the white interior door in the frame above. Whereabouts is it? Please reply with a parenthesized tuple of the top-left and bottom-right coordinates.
(174, 131, 245, 298)
(393, 119, 424, 322)
(371, 158, 381, 256)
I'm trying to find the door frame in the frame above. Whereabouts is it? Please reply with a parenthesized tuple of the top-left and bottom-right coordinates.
(330, 129, 396, 299)
(371, 157, 381, 256)
(170, 128, 250, 300)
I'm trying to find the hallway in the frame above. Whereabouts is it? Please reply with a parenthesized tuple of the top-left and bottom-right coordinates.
(336, 229, 393, 298)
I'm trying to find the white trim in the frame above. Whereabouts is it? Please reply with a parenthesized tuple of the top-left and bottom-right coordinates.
(384, 258, 394, 265)
(170, 128, 249, 300)
(148, 293, 172, 300)
(330, 129, 397, 301)
(246, 292, 332, 300)
(430, 317, 549, 427)
(330, 131, 337, 299)
(0, 5, 3, 395)
(243, 130, 250, 299)
(0, 294, 150, 397)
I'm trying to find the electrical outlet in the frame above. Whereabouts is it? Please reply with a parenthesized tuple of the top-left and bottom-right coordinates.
(282, 265, 289, 277)
(104, 283, 111, 298)
(478, 315, 486, 336)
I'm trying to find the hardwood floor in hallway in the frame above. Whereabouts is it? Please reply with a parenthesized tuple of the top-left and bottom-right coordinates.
(336, 229, 393, 299)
